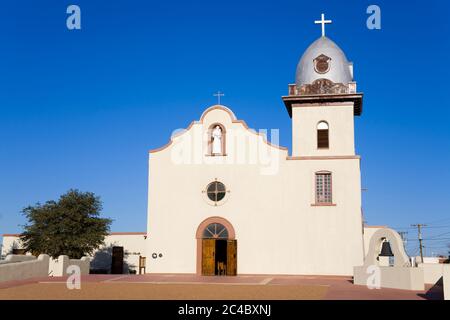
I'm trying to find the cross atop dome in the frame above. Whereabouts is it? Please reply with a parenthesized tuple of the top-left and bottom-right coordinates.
(314, 13, 332, 37)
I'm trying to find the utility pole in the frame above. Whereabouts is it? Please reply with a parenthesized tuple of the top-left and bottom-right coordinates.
(411, 224, 427, 263)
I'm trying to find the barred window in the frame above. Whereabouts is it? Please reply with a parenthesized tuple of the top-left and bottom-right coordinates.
(317, 121, 329, 149)
(316, 172, 332, 204)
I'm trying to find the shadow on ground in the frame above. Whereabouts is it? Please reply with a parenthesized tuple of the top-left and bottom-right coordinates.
(417, 277, 444, 300)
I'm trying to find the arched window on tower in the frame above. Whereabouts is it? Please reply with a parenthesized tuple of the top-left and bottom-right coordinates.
(317, 121, 329, 149)
(208, 123, 226, 156)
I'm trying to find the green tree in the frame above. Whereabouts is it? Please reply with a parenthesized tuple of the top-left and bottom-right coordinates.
(20, 189, 112, 259)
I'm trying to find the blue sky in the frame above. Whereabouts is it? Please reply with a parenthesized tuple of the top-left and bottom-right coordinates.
(0, 0, 449, 256)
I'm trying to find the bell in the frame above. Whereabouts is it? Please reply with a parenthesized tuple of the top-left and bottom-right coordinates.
(379, 241, 394, 257)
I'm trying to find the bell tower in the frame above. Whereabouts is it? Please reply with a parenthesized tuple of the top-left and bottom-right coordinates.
(282, 14, 363, 157)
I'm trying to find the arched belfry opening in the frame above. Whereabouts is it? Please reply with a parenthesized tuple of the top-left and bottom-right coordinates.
(363, 228, 410, 268)
(196, 217, 237, 276)
(317, 121, 329, 149)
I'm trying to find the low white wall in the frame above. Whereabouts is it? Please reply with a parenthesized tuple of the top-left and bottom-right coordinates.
(418, 263, 445, 285)
(354, 266, 424, 291)
(416, 256, 440, 264)
(49, 255, 90, 276)
(444, 265, 450, 300)
(0, 254, 50, 282)
(0, 254, 36, 264)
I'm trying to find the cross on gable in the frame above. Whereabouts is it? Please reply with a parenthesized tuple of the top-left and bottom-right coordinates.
(213, 91, 225, 105)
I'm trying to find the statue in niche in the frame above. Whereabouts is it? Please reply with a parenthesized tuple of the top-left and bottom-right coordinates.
(211, 126, 223, 155)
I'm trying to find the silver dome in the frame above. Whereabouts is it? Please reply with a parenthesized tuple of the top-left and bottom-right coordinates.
(296, 36, 353, 87)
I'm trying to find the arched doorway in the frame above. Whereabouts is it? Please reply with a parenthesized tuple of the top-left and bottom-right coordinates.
(196, 217, 237, 276)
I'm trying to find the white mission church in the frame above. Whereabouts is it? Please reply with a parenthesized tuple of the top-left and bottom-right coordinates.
(2, 15, 407, 278)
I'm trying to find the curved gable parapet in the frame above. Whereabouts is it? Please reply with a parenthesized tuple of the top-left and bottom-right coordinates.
(200, 105, 237, 122)
(149, 104, 288, 154)
(233, 119, 289, 152)
(149, 121, 199, 154)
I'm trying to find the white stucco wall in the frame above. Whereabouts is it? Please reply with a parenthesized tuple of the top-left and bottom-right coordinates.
(418, 263, 445, 285)
(0, 254, 35, 264)
(0, 254, 50, 282)
(416, 257, 440, 264)
(1, 235, 24, 257)
(354, 265, 424, 291)
(291, 103, 355, 157)
(94, 233, 146, 273)
(444, 264, 450, 300)
(146, 105, 364, 276)
(362, 227, 395, 257)
(49, 256, 90, 277)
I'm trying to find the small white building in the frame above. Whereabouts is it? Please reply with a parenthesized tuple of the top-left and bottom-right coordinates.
(1, 232, 147, 274)
(2, 21, 404, 277)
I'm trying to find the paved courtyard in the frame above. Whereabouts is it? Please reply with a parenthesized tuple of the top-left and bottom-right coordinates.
(0, 274, 442, 300)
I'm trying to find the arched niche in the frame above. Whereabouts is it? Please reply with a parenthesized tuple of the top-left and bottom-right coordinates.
(364, 228, 410, 268)
(207, 123, 227, 156)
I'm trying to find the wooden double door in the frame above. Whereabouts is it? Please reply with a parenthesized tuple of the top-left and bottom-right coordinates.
(202, 239, 237, 276)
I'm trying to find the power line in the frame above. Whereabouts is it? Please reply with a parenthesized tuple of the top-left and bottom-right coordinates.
(423, 225, 450, 229)
(423, 245, 449, 249)
(391, 225, 450, 231)
(391, 220, 450, 229)
(408, 246, 420, 257)
(427, 231, 450, 240)
(391, 226, 416, 230)
(406, 238, 450, 242)
(424, 217, 450, 225)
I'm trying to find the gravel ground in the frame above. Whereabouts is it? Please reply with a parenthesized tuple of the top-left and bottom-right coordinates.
(0, 274, 438, 300)
(0, 282, 328, 300)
